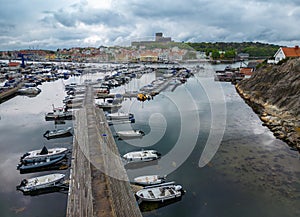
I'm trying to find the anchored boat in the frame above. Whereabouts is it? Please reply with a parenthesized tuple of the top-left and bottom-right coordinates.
(106, 112, 134, 120)
(16, 173, 65, 193)
(17, 153, 66, 172)
(136, 182, 184, 202)
(43, 127, 72, 139)
(123, 150, 161, 163)
(20, 146, 68, 163)
(134, 175, 166, 186)
(45, 106, 74, 121)
(116, 130, 145, 139)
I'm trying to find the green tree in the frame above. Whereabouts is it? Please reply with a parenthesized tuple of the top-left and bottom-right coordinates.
(211, 50, 220, 59)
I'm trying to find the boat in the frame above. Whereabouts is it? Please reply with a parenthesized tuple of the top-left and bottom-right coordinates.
(116, 130, 145, 139)
(134, 175, 166, 186)
(16, 173, 65, 193)
(106, 112, 134, 120)
(96, 102, 122, 110)
(20, 146, 68, 163)
(107, 118, 135, 126)
(43, 127, 72, 139)
(123, 150, 161, 163)
(18, 87, 41, 95)
(135, 182, 183, 202)
(45, 106, 74, 120)
(17, 153, 66, 172)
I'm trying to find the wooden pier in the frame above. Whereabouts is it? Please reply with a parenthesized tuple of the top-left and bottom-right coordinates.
(66, 85, 142, 217)
(0, 86, 19, 103)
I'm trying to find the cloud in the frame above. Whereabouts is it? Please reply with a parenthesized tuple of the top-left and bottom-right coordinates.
(0, 0, 299, 50)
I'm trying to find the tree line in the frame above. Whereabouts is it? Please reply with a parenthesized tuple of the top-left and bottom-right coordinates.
(185, 42, 280, 59)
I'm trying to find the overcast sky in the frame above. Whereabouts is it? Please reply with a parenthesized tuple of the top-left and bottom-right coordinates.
(1, 0, 300, 50)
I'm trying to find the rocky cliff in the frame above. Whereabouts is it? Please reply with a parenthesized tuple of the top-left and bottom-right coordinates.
(236, 58, 300, 150)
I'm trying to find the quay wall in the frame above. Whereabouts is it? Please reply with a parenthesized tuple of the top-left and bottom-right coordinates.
(67, 85, 142, 217)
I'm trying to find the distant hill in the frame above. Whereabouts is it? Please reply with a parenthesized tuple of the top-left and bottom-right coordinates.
(186, 42, 280, 58)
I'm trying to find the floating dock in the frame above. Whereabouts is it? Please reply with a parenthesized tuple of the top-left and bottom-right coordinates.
(66, 85, 142, 217)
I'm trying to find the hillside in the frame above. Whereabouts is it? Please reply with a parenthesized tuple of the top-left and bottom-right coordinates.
(186, 42, 279, 58)
(236, 58, 300, 150)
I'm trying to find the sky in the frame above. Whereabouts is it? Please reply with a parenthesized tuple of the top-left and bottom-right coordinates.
(0, 0, 300, 50)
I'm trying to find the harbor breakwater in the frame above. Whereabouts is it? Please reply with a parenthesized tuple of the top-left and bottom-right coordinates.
(236, 58, 300, 150)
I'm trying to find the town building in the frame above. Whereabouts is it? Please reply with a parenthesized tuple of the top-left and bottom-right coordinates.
(271, 45, 300, 64)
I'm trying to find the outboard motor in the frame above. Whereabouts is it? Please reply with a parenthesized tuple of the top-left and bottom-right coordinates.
(174, 185, 182, 191)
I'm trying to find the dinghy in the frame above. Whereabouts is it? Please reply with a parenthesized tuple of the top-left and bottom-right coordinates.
(136, 182, 183, 202)
(16, 173, 65, 193)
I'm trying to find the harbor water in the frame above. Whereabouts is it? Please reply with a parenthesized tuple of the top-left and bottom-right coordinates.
(0, 63, 299, 216)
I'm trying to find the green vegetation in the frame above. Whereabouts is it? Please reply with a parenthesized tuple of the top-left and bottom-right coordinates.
(186, 42, 280, 59)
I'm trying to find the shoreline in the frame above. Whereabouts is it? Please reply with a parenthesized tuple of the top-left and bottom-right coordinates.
(235, 84, 300, 152)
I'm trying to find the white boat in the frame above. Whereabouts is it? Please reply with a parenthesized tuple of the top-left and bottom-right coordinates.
(135, 182, 183, 202)
(18, 87, 41, 95)
(43, 127, 72, 139)
(107, 118, 135, 126)
(20, 146, 68, 163)
(106, 112, 134, 120)
(123, 150, 161, 162)
(96, 102, 122, 110)
(134, 175, 166, 186)
(116, 130, 145, 139)
(16, 173, 65, 193)
(45, 106, 73, 120)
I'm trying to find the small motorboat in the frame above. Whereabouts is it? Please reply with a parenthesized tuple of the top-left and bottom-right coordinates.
(17, 153, 66, 172)
(135, 182, 183, 202)
(43, 127, 72, 139)
(18, 87, 41, 95)
(116, 130, 145, 139)
(106, 112, 134, 120)
(134, 175, 166, 186)
(96, 102, 122, 110)
(107, 118, 135, 126)
(16, 173, 65, 193)
(20, 146, 68, 163)
(123, 150, 161, 163)
(45, 106, 74, 121)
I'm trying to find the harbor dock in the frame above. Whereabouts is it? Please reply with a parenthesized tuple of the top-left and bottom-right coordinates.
(66, 86, 142, 217)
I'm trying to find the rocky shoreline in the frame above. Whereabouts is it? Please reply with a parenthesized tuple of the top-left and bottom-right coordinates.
(235, 58, 300, 151)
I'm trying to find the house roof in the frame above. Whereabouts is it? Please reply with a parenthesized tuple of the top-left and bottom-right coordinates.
(282, 46, 300, 57)
(8, 62, 20, 67)
(240, 67, 253, 76)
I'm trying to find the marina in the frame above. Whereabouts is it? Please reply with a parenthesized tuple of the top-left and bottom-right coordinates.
(0, 61, 299, 217)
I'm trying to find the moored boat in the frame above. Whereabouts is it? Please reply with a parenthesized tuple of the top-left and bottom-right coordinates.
(16, 173, 65, 193)
(106, 112, 134, 120)
(123, 150, 161, 163)
(135, 182, 183, 202)
(18, 87, 41, 95)
(45, 106, 74, 120)
(134, 175, 166, 186)
(17, 153, 66, 172)
(43, 127, 72, 139)
(20, 146, 68, 163)
(116, 130, 145, 139)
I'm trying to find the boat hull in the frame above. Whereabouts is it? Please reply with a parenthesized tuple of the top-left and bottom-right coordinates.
(21, 147, 68, 163)
(136, 184, 183, 202)
(43, 127, 72, 139)
(17, 154, 66, 172)
(17, 173, 65, 193)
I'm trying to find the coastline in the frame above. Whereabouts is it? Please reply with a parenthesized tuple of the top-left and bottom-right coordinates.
(235, 84, 300, 151)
